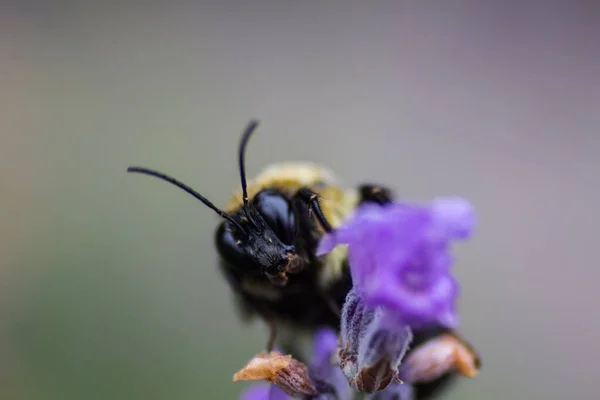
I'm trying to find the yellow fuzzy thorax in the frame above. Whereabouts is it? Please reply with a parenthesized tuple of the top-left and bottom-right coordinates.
(225, 162, 355, 227)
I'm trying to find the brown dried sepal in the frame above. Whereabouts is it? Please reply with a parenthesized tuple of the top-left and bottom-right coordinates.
(402, 334, 480, 384)
(233, 351, 291, 381)
(349, 356, 401, 394)
(233, 351, 318, 397)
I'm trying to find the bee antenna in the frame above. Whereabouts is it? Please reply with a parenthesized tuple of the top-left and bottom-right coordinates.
(238, 120, 260, 225)
(127, 166, 246, 234)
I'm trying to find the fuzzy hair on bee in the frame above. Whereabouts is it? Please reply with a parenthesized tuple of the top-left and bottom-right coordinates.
(127, 120, 480, 400)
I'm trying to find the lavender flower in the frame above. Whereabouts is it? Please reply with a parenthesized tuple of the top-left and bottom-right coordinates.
(308, 328, 352, 400)
(238, 383, 288, 400)
(317, 197, 475, 330)
(338, 290, 412, 393)
(316, 196, 475, 394)
(365, 382, 414, 400)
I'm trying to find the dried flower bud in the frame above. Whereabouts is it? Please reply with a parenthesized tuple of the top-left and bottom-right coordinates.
(234, 351, 317, 397)
(350, 357, 400, 393)
(233, 352, 290, 382)
(401, 334, 480, 384)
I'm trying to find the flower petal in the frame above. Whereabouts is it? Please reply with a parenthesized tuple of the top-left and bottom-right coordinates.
(316, 232, 341, 256)
(313, 328, 338, 365)
(268, 385, 289, 400)
(331, 199, 473, 330)
(308, 328, 353, 400)
(430, 197, 475, 239)
(239, 383, 272, 400)
(365, 382, 414, 400)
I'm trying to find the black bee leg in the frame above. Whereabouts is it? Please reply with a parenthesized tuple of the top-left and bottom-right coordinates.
(358, 184, 395, 205)
(278, 341, 307, 363)
(321, 290, 342, 318)
(266, 318, 277, 352)
(319, 289, 342, 318)
(296, 188, 333, 233)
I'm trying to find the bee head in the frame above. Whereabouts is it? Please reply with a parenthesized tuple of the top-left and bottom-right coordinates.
(215, 120, 302, 286)
(216, 188, 303, 286)
(127, 120, 302, 287)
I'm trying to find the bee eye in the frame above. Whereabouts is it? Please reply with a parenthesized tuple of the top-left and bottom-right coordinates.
(253, 190, 296, 245)
(215, 223, 255, 270)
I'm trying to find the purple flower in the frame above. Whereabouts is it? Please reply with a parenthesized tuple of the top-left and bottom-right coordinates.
(317, 197, 475, 330)
(365, 382, 414, 400)
(338, 290, 413, 393)
(308, 328, 353, 400)
(238, 383, 288, 400)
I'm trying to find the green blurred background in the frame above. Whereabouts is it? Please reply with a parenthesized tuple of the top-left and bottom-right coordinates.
(1, 2, 598, 399)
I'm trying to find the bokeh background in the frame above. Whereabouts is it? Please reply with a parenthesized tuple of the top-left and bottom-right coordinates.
(1, 1, 598, 399)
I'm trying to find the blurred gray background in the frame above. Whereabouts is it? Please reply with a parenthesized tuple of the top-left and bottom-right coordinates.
(1, 1, 598, 399)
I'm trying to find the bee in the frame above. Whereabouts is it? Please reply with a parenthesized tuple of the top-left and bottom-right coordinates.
(127, 120, 479, 399)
